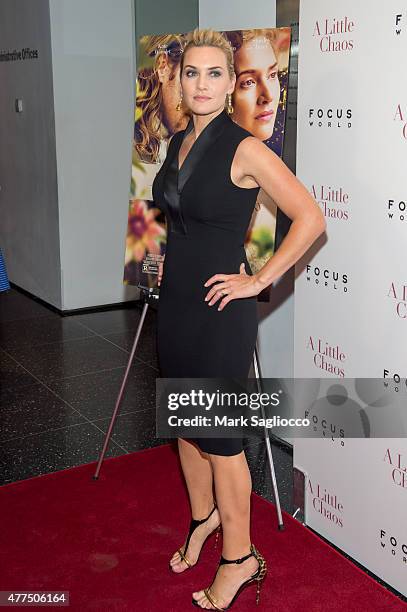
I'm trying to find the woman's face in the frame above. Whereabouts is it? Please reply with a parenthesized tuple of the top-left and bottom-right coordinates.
(180, 46, 235, 117)
(232, 37, 280, 140)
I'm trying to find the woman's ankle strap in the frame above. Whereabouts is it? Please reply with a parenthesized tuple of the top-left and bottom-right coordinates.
(219, 545, 254, 566)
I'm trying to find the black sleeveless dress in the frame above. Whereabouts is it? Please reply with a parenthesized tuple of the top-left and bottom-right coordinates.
(152, 109, 260, 456)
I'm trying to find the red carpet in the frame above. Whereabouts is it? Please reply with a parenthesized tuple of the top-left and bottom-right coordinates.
(0, 443, 405, 611)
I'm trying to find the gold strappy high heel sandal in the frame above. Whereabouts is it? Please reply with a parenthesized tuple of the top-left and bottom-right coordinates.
(191, 543, 267, 609)
(169, 502, 221, 573)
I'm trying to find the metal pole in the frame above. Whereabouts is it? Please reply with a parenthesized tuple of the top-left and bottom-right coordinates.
(253, 344, 285, 530)
(93, 292, 153, 479)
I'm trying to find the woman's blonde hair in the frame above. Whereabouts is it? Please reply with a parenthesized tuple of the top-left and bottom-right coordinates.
(136, 34, 184, 162)
(180, 28, 235, 80)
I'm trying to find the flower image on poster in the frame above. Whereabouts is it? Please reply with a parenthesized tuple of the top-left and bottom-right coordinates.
(124, 198, 166, 287)
(124, 27, 291, 299)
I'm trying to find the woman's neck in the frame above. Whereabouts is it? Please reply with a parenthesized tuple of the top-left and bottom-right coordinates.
(190, 107, 225, 140)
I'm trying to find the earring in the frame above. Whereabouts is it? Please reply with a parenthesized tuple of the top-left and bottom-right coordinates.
(226, 93, 233, 115)
(176, 92, 183, 111)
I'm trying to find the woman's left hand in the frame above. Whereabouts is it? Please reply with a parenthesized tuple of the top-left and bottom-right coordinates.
(204, 263, 265, 311)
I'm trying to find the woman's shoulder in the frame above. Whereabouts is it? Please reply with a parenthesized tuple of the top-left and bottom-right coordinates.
(223, 121, 261, 155)
(226, 117, 259, 147)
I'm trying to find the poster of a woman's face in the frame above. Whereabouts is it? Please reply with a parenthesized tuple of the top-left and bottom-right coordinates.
(225, 28, 290, 154)
(229, 32, 281, 142)
(124, 27, 291, 292)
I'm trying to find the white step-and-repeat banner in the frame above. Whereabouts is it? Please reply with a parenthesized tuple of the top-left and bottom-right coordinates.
(294, 0, 407, 597)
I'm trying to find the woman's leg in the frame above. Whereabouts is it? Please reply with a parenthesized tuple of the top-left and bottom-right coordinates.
(192, 451, 259, 608)
(170, 438, 221, 572)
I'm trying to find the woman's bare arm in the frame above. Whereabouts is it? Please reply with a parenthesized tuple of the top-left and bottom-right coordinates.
(203, 135, 326, 310)
(237, 136, 326, 289)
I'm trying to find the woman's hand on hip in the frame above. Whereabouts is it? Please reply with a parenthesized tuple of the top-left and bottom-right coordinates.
(204, 263, 266, 311)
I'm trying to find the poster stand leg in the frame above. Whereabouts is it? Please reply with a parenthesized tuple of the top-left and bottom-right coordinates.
(253, 344, 285, 530)
(93, 286, 158, 480)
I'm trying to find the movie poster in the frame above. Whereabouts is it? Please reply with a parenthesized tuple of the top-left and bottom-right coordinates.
(124, 28, 291, 300)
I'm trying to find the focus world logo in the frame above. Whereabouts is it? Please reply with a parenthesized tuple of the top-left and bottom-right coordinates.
(308, 107, 352, 129)
(303, 411, 345, 445)
(379, 529, 407, 566)
(395, 12, 404, 36)
(306, 265, 348, 293)
(383, 369, 407, 393)
(387, 196, 406, 222)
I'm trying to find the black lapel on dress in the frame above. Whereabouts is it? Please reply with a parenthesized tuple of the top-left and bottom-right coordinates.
(162, 131, 186, 234)
(177, 110, 231, 195)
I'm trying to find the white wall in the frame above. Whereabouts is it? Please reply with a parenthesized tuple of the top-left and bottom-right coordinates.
(0, 0, 61, 307)
(294, 0, 407, 597)
(49, 0, 138, 310)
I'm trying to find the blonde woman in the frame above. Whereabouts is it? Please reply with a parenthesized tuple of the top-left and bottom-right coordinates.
(152, 28, 326, 610)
